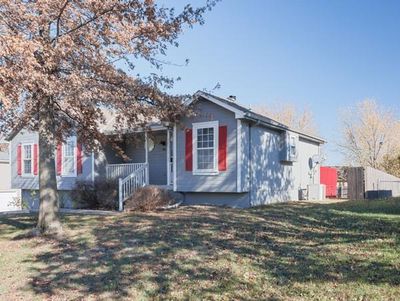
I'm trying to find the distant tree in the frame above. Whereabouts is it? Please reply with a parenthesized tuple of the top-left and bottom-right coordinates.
(254, 103, 318, 135)
(381, 152, 400, 178)
(0, 0, 217, 234)
(338, 100, 400, 169)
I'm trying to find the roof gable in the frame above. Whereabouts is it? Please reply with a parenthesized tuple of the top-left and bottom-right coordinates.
(191, 91, 325, 144)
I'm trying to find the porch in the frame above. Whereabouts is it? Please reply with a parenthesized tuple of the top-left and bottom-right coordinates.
(104, 128, 174, 211)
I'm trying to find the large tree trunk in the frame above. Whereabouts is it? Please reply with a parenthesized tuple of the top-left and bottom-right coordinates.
(37, 98, 62, 234)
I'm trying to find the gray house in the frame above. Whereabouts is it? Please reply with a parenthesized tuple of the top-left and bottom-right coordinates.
(7, 91, 325, 209)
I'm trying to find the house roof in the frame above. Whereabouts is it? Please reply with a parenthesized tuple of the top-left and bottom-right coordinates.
(5, 91, 326, 144)
(98, 108, 166, 135)
(192, 91, 326, 144)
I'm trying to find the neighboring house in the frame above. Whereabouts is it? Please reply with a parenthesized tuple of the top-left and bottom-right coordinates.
(0, 141, 11, 190)
(0, 141, 21, 212)
(6, 91, 325, 209)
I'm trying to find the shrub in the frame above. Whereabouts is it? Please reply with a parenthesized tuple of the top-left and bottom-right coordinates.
(124, 185, 180, 212)
(72, 180, 118, 210)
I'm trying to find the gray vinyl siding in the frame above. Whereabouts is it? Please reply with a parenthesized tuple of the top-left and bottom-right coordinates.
(292, 137, 321, 191)
(243, 125, 321, 206)
(176, 98, 237, 192)
(240, 120, 250, 192)
(247, 125, 293, 206)
(183, 192, 250, 208)
(10, 130, 93, 190)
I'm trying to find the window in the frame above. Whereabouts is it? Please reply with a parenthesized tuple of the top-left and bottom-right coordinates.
(290, 136, 297, 157)
(22, 144, 33, 176)
(62, 138, 76, 176)
(193, 121, 218, 175)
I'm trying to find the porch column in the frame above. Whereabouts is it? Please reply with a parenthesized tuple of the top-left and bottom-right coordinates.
(144, 131, 149, 184)
(167, 128, 171, 186)
(173, 124, 177, 191)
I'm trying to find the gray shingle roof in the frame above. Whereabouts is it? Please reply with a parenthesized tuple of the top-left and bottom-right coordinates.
(194, 91, 325, 144)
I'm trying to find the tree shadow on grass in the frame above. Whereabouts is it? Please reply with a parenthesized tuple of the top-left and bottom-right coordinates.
(0, 214, 37, 237)
(3, 199, 400, 299)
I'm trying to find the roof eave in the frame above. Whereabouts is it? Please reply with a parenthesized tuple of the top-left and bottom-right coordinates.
(243, 113, 326, 144)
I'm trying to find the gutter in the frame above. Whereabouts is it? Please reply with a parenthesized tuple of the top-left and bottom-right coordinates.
(243, 113, 326, 144)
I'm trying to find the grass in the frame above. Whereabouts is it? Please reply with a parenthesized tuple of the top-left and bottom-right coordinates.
(0, 199, 399, 300)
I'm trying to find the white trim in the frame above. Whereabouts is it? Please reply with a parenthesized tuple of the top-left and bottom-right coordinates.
(236, 119, 242, 192)
(173, 124, 177, 191)
(91, 152, 95, 184)
(192, 120, 219, 176)
(144, 131, 149, 164)
(144, 131, 149, 184)
(61, 136, 77, 177)
(21, 143, 34, 177)
(192, 91, 245, 119)
(166, 129, 171, 186)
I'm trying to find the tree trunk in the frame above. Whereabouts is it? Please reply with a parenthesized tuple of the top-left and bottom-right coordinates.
(37, 98, 62, 234)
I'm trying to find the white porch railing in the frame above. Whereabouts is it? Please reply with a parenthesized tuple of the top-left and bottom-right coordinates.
(106, 163, 147, 180)
(118, 164, 149, 211)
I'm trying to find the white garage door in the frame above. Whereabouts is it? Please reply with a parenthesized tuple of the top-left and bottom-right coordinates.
(0, 190, 22, 212)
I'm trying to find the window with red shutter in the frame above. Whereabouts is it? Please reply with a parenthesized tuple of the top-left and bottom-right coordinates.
(218, 126, 227, 171)
(56, 143, 62, 175)
(192, 121, 219, 175)
(33, 144, 38, 175)
(21, 143, 34, 176)
(185, 129, 193, 171)
(17, 144, 22, 175)
(77, 143, 83, 174)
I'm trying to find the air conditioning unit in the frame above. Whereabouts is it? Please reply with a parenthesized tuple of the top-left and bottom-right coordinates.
(280, 131, 298, 162)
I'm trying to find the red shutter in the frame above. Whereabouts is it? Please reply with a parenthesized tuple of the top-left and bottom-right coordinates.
(33, 144, 38, 175)
(185, 129, 193, 171)
(17, 144, 22, 175)
(218, 126, 227, 171)
(77, 143, 83, 174)
(56, 143, 62, 175)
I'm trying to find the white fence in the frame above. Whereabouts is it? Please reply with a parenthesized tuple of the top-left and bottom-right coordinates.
(118, 165, 149, 211)
(106, 163, 147, 180)
(0, 190, 22, 212)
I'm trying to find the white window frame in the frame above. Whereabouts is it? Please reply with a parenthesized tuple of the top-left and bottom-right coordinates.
(192, 121, 219, 176)
(21, 143, 34, 177)
(61, 137, 77, 177)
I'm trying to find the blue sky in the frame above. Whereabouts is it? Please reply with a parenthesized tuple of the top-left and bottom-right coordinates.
(134, 0, 400, 165)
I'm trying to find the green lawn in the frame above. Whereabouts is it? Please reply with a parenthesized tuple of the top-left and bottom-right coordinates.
(0, 199, 399, 300)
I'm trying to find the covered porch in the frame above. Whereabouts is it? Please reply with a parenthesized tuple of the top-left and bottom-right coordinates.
(104, 126, 174, 210)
